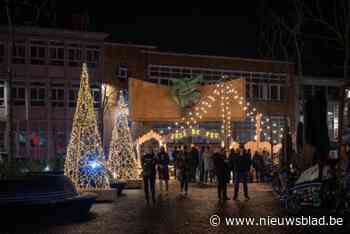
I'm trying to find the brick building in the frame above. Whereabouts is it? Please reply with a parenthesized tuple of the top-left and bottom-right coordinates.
(0, 25, 296, 159)
(104, 45, 296, 148)
(0, 26, 106, 159)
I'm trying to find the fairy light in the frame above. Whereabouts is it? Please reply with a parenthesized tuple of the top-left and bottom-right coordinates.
(108, 92, 139, 181)
(65, 63, 109, 190)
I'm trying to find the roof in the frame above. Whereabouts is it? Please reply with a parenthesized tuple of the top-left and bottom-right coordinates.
(300, 75, 345, 86)
(0, 25, 109, 40)
(104, 41, 157, 49)
(141, 50, 294, 65)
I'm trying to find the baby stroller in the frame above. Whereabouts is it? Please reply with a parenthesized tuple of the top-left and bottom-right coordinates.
(282, 163, 350, 215)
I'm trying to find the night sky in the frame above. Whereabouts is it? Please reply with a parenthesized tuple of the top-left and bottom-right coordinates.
(1, 1, 345, 76)
(70, 2, 261, 58)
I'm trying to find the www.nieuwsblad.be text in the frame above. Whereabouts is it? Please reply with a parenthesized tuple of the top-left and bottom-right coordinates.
(209, 215, 344, 227)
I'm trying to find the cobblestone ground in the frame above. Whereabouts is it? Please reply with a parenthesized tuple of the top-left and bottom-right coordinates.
(3, 182, 350, 234)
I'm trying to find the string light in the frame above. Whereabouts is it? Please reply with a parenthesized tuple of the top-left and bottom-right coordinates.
(65, 63, 109, 191)
(108, 92, 139, 181)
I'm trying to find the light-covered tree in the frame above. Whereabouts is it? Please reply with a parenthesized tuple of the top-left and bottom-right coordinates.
(108, 91, 138, 180)
(64, 63, 109, 190)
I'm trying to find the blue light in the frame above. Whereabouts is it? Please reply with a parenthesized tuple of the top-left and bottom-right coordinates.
(89, 161, 102, 170)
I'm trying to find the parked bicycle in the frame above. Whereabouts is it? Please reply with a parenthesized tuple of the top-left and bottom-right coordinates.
(282, 165, 350, 215)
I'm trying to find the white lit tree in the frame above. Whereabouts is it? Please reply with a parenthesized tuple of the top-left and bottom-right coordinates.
(108, 91, 139, 180)
(64, 63, 109, 190)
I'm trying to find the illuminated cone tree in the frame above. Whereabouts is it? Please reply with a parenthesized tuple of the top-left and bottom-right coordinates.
(64, 63, 109, 190)
(107, 91, 138, 180)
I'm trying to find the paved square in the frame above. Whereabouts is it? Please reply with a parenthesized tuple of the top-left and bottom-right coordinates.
(3, 182, 349, 234)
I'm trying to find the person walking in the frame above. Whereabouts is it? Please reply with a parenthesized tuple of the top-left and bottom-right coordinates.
(228, 148, 237, 184)
(176, 146, 191, 196)
(203, 146, 211, 184)
(173, 146, 179, 179)
(233, 145, 252, 201)
(141, 147, 157, 205)
(208, 148, 215, 183)
(199, 146, 205, 183)
(213, 147, 230, 201)
(157, 146, 169, 194)
(253, 151, 265, 183)
(190, 145, 199, 182)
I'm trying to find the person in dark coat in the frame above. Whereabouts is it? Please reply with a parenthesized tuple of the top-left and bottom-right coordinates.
(228, 148, 238, 184)
(157, 146, 169, 194)
(233, 145, 252, 201)
(173, 146, 179, 179)
(199, 146, 205, 183)
(253, 151, 265, 183)
(190, 145, 199, 182)
(141, 147, 157, 205)
(176, 146, 192, 196)
(213, 147, 230, 200)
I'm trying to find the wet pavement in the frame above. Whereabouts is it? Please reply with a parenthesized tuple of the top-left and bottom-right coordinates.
(1, 182, 349, 234)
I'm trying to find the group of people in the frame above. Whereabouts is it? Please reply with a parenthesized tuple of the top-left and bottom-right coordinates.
(140, 144, 272, 205)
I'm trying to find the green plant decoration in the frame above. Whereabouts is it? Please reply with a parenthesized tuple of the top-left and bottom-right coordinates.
(170, 75, 203, 112)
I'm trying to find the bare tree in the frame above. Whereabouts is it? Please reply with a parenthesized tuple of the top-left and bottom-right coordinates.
(305, 0, 350, 146)
(259, 0, 306, 156)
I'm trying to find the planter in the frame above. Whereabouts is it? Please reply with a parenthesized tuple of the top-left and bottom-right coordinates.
(0, 172, 96, 220)
(110, 181, 127, 196)
(125, 179, 143, 189)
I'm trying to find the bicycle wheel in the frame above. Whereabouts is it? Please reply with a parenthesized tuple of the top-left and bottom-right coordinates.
(285, 193, 301, 215)
(272, 176, 282, 196)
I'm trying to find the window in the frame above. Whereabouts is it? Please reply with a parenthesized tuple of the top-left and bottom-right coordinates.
(49, 41, 64, 66)
(11, 81, 25, 106)
(0, 122, 5, 152)
(251, 82, 265, 100)
(327, 86, 340, 101)
(147, 64, 288, 100)
(30, 40, 47, 65)
(12, 40, 26, 64)
(69, 83, 79, 107)
(117, 64, 128, 79)
(0, 81, 5, 107)
(233, 119, 255, 143)
(302, 85, 313, 99)
(30, 82, 46, 106)
(51, 83, 65, 107)
(86, 45, 100, 67)
(328, 102, 339, 141)
(29, 121, 48, 159)
(68, 43, 82, 66)
(0, 42, 4, 63)
(314, 86, 326, 96)
(53, 126, 66, 157)
(246, 83, 251, 99)
(270, 85, 278, 100)
(280, 86, 286, 101)
(91, 83, 101, 108)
